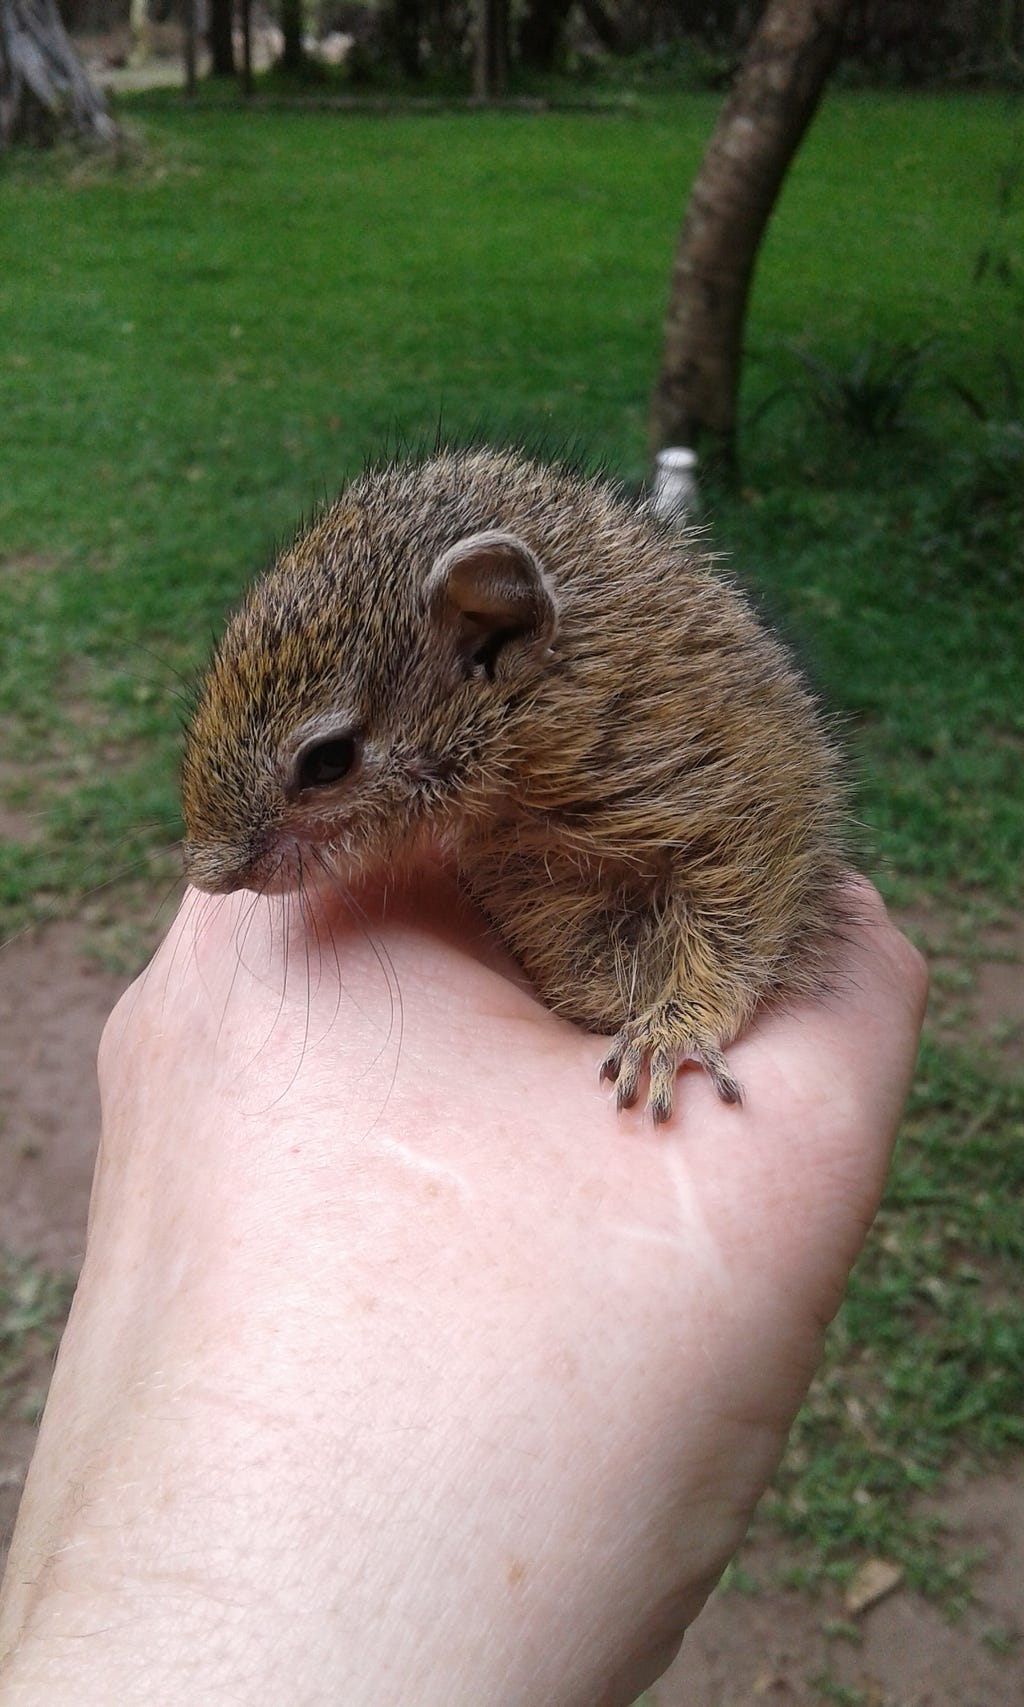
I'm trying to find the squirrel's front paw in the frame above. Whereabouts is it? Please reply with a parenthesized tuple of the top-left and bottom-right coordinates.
(599, 1006, 743, 1124)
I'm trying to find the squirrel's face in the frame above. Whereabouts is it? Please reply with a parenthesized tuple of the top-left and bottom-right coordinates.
(181, 527, 558, 896)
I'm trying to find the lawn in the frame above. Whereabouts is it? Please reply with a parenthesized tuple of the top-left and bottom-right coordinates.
(2, 91, 1020, 912)
(1, 86, 1022, 1610)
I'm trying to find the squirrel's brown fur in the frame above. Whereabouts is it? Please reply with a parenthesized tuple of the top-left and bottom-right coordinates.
(182, 447, 848, 1121)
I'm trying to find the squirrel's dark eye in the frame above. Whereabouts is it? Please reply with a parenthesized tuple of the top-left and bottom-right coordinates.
(295, 734, 357, 792)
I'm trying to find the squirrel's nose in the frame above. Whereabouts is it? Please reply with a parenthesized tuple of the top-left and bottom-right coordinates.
(181, 837, 275, 895)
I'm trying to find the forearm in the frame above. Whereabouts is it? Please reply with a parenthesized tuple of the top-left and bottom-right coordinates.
(0, 1143, 728, 1707)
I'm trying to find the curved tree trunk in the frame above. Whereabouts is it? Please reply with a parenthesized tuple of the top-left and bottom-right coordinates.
(648, 0, 852, 469)
(0, 0, 119, 147)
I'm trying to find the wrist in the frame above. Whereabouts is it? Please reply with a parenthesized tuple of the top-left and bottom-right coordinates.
(0, 1252, 722, 1707)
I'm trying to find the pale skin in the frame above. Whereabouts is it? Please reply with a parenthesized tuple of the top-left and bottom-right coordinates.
(0, 875, 926, 1706)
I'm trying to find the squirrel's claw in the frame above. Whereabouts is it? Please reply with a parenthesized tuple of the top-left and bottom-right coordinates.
(600, 1011, 743, 1124)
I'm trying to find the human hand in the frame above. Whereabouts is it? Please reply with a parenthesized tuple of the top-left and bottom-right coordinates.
(0, 876, 926, 1706)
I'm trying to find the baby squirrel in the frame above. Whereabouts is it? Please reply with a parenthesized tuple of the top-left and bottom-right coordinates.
(182, 447, 848, 1122)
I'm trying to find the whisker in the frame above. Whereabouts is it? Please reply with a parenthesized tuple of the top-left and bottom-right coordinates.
(124, 640, 201, 700)
(125, 871, 190, 1009)
(241, 865, 320, 1111)
(145, 871, 186, 931)
(335, 880, 403, 1124)
(214, 880, 272, 1055)
(308, 849, 345, 1041)
(302, 850, 385, 1035)
(143, 883, 209, 1029)
(296, 847, 313, 1083)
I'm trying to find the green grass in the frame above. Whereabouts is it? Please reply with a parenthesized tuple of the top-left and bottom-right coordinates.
(768, 1043, 1024, 1607)
(1, 91, 1020, 921)
(1, 89, 1022, 1606)
(714, 467, 1024, 902)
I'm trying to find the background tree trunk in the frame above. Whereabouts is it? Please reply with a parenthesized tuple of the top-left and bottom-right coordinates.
(474, 0, 508, 97)
(518, 0, 572, 71)
(239, 0, 252, 94)
(279, 0, 304, 71)
(207, 0, 235, 77)
(0, 0, 119, 147)
(388, 0, 423, 79)
(128, 0, 149, 65)
(578, 0, 624, 55)
(182, 0, 197, 96)
(648, 0, 852, 470)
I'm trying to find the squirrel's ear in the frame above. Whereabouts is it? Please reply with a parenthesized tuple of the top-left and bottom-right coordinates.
(423, 530, 558, 681)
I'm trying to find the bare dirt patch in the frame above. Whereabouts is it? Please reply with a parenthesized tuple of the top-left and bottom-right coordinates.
(0, 808, 38, 846)
(901, 900, 1024, 1072)
(0, 925, 128, 1270)
(0, 555, 58, 579)
(0, 926, 129, 1555)
(653, 1474, 1024, 1704)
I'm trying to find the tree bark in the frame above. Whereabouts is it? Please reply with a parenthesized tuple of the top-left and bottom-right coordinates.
(0, 0, 119, 146)
(648, 0, 852, 469)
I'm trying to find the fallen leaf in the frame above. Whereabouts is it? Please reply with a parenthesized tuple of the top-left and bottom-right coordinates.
(751, 1665, 792, 1696)
(845, 1557, 904, 1615)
